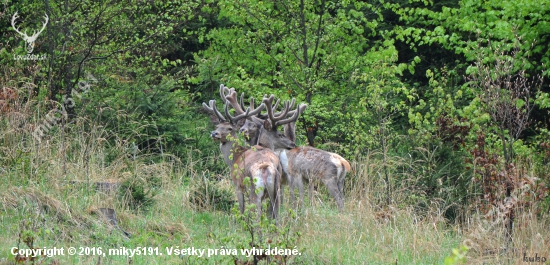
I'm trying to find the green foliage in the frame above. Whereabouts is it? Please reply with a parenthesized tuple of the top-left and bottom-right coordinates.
(390, 0, 550, 74)
(196, 0, 397, 151)
(82, 68, 194, 156)
(403, 67, 474, 214)
(1, 0, 217, 164)
(350, 53, 413, 152)
(119, 174, 161, 211)
(210, 203, 303, 264)
(13, 218, 52, 264)
(2, 0, 549, 249)
(444, 245, 468, 265)
(189, 0, 550, 218)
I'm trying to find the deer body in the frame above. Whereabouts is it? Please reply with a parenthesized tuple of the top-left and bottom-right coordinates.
(232, 145, 282, 218)
(242, 110, 350, 212)
(209, 120, 282, 218)
(281, 147, 350, 211)
(203, 91, 298, 220)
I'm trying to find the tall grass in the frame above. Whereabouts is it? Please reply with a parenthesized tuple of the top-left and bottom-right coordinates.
(1, 95, 549, 264)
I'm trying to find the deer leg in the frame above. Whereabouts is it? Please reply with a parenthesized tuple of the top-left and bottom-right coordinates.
(308, 177, 314, 207)
(293, 173, 305, 208)
(248, 185, 262, 221)
(255, 195, 263, 221)
(287, 171, 297, 207)
(236, 189, 245, 214)
(288, 179, 296, 206)
(298, 175, 305, 208)
(279, 170, 287, 207)
(251, 175, 266, 221)
(272, 170, 280, 221)
(265, 185, 275, 220)
(337, 172, 346, 203)
(323, 177, 344, 212)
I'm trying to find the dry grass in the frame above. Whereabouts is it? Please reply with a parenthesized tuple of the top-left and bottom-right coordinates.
(292, 201, 454, 264)
(460, 208, 550, 264)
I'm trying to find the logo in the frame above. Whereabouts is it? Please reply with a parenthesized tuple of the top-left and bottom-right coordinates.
(11, 11, 48, 55)
(523, 252, 547, 263)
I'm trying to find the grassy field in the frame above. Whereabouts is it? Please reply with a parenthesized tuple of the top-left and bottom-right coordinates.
(1, 115, 549, 265)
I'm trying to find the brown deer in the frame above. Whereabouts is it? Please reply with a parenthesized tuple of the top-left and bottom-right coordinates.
(239, 95, 351, 212)
(282, 145, 351, 212)
(220, 87, 305, 206)
(202, 87, 297, 219)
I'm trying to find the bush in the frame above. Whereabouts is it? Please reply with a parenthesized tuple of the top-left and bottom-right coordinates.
(119, 174, 161, 211)
(188, 174, 235, 213)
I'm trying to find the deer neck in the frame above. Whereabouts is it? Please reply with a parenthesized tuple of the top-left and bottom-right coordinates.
(220, 141, 234, 167)
(246, 132, 260, 146)
(245, 132, 259, 148)
(244, 119, 263, 148)
(256, 127, 275, 150)
(253, 126, 266, 147)
(220, 131, 248, 166)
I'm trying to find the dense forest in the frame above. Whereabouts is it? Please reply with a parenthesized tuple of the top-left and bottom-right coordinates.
(1, 0, 549, 264)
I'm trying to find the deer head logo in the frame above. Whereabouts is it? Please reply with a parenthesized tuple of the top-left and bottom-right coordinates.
(11, 11, 49, 54)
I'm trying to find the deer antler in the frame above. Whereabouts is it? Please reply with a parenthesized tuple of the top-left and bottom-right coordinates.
(263, 94, 280, 113)
(263, 95, 303, 128)
(273, 98, 295, 116)
(224, 100, 250, 124)
(219, 84, 232, 103)
(224, 87, 247, 115)
(224, 99, 267, 124)
(202, 100, 226, 122)
(35, 13, 49, 38)
(223, 86, 267, 120)
(276, 103, 306, 126)
(11, 12, 27, 38)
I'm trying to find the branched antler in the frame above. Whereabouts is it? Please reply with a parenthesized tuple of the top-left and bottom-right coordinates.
(263, 95, 303, 128)
(202, 100, 226, 122)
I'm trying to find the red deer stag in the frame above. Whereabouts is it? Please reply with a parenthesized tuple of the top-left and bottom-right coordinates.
(202, 88, 297, 219)
(239, 95, 351, 212)
(221, 87, 305, 205)
(282, 121, 350, 212)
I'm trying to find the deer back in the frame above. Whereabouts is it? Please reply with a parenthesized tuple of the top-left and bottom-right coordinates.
(285, 146, 345, 180)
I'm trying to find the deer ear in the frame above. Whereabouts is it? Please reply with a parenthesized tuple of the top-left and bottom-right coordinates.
(284, 122, 296, 143)
(237, 118, 246, 127)
(263, 119, 273, 131)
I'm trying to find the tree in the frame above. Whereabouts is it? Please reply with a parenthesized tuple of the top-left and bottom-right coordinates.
(195, 0, 398, 152)
(2, 0, 216, 159)
(466, 37, 544, 245)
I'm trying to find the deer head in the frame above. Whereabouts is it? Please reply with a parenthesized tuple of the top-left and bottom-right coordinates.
(11, 11, 49, 54)
(251, 94, 305, 150)
(202, 99, 252, 143)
